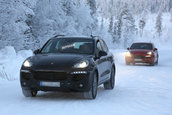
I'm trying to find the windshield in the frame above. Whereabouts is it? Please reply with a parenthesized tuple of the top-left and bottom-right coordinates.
(130, 43, 153, 50)
(41, 38, 94, 54)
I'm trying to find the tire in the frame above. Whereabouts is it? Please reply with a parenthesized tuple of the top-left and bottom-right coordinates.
(126, 61, 130, 65)
(155, 59, 158, 65)
(84, 72, 98, 99)
(150, 62, 155, 66)
(22, 88, 37, 97)
(104, 66, 115, 89)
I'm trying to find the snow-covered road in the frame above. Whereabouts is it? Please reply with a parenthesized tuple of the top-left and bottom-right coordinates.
(0, 49, 172, 115)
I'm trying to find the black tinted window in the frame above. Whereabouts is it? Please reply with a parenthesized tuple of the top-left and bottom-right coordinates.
(41, 38, 94, 54)
(130, 43, 153, 50)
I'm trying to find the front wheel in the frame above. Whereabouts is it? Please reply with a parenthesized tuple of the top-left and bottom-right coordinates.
(126, 61, 130, 65)
(22, 88, 37, 97)
(84, 72, 98, 99)
(150, 62, 155, 66)
(155, 59, 158, 65)
(104, 66, 115, 89)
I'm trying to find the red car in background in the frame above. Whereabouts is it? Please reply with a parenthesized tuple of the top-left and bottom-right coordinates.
(125, 42, 159, 66)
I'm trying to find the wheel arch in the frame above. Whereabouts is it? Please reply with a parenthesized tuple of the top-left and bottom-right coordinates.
(93, 68, 99, 83)
(112, 63, 116, 76)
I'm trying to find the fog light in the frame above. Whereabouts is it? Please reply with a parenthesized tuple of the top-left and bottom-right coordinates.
(145, 55, 151, 58)
(21, 70, 31, 73)
(23, 82, 26, 86)
(79, 84, 83, 88)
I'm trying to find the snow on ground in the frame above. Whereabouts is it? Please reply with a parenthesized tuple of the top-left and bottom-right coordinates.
(0, 47, 172, 115)
(0, 46, 33, 80)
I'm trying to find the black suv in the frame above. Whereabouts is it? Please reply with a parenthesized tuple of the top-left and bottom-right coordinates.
(20, 36, 116, 99)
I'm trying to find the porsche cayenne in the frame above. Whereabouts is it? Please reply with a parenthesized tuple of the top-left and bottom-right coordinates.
(20, 36, 116, 99)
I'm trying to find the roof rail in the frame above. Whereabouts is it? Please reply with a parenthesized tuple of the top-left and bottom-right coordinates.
(90, 35, 100, 38)
(53, 34, 65, 38)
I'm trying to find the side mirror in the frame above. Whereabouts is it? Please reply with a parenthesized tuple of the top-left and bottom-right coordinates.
(127, 48, 130, 50)
(154, 48, 157, 51)
(99, 51, 107, 57)
(34, 49, 40, 54)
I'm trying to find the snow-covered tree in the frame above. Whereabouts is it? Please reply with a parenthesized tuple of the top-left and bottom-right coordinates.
(139, 18, 146, 37)
(119, 4, 136, 48)
(170, 8, 172, 22)
(86, 0, 97, 16)
(0, 0, 171, 50)
(32, 0, 96, 48)
(155, 11, 163, 37)
(111, 3, 136, 46)
(0, 0, 37, 50)
(108, 16, 113, 33)
(85, 0, 98, 32)
(112, 17, 122, 43)
(0, 0, 99, 50)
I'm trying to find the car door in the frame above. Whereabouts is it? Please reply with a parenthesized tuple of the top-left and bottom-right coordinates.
(95, 40, 110, 84)
(99, 39, 112, 81)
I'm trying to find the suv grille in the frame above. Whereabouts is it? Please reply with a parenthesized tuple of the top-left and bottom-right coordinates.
(72, 74, 86, 81)
(133, 55, 144, 59)
(34, 71, 67, 81)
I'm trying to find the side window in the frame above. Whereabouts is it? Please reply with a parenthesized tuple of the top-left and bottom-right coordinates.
(41, 40, 53, 53)
(55, 41, 60, 50)
(100, 39, 108, 52)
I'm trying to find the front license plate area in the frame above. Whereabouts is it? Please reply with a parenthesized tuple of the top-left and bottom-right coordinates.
(134, 59, 142, 61)
(40, 81, 60, 87)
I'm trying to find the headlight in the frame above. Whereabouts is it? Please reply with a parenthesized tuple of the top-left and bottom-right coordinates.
(73, 60, 89, 68)
(147, 51, 152, 55)
(23, 60, 32, 67)
(126, 52, 131, 57)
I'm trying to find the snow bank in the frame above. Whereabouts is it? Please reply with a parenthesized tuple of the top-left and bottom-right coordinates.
(0, 46, 33, 80)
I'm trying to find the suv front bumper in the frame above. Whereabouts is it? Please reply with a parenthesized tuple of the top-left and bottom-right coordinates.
(20, 69, 94, 92)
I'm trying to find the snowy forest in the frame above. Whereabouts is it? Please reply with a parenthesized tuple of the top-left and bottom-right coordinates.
(0, 0, 172, 50)
(1, 1, 172, 114)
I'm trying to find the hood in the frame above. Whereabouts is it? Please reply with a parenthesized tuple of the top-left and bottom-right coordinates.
(129, 49, 152, 54)
(30, 53, 89, 70)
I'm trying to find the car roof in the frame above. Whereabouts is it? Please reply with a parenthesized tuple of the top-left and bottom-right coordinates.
(50, 35, 100, 41)
(132, 42, 153, 44)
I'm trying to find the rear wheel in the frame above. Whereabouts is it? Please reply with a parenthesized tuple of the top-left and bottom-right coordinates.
(22, 88, 37, 97)
(155, 59, 158, 65)
(84, 72, 98, 99)
(150, 62, 155, 66)
(126, 61, 130, 65)
(104, 66, 115, 89)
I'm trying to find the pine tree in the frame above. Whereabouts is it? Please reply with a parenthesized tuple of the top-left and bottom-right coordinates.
(87, 0, 97, 16)
(100, 17, 104, 30)
(139, 18, 146, 37)
(170, 8, 172, 22)
(86, 0, 98, 32)
(155, 11, 162, 37)
(62, 0, 73, 16)
(108, 16, 113, 33)
(119, 4, 136, 48)
(112, 18, 122, 43)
